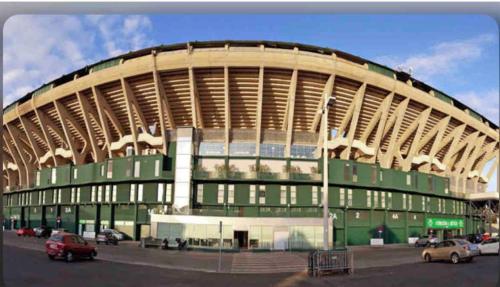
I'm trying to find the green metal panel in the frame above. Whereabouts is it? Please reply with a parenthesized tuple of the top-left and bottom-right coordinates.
(114, 204, 135, 221)
(116, 184, 130, 202)
(45, 190, 54, 205)
(30, 191, 40, 205)
(331, 208, 345, 247)
(354, 163, 379, 186)
(417, 173, 432, 194)
(74, 163, 95, 184)
(112, 157, 134, 180)
(28, 206, 43, 228)
(142, 183, 158, 202)
(265, 184, 280, 206)
(60, 205, 77, 233)
(79, 205, 97, 221)
(100, 204, 113, 224)
(297, 185, 314, 206)
(137, 204, 156, 223)
(234, 184, 250, 205)
(386, 228, 405, 243)
(44, 205, 58, 228)
(347, 226, 370, 245)
(391, 192, 404, 210)
(242, 206, 258, 217)
(202, 183, 218, 204)
(60, 188, 71, 204)
(39, 168, 52, 188)
(79, 186, 92, 203)
(56, 165, 72, 185)
(352, 188, 367, 208)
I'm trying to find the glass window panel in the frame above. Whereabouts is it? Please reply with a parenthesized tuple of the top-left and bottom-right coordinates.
(259, 143, 285, 158)
(229, 142, 256, 157)
(199, 142, 224, 156)
(290, 145, 316, 159)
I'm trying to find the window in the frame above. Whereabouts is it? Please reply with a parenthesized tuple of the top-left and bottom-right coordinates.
(228, 185, 235, 204)
(379, 171, 383, 182)
(197, 185, 204, 203)
(374, 191, 379, 208)
(290, 145, 316, 159)
(367, 190, 372, 208)
(408, 195, 412, 211)
(371, 167, 377, 184)
(347, 189, 353, 207)
(157, 183, 164, 202)
(130, 184, 136, 202)
(100, 165, 105, 177)
(36, 171, 40, 186)
(138, 184, 144, 202)
(166, 184, 172, 203)
(217, 184, 225, 204)
(29, 193, 32, 205)
(312, 186, 318, 205)
(43, 191, 46, 204)
(453, 201, 456, 214)
(125, 158, 133, 177)
(134, 161, 141, 178)
(199, 142, 225, 156)
(38, 191, 42, 205)
(91, 186, 96, 202)
(339, 188, 345, 207)
(73, 168, 78, 180)
(290, 186, 297, 205)
(422, 197, 426, 211)
(154, 160, 161, 177)
(77, 188, 81, 203)
(229, 142, 257, 157)
(438, 199, 441, 213)
(259, 143, 285, 158)
(387, 192, 392, 209)
(71, 188, 75, 203)
(51, 168, 57, 184)
(52, 190, 57, 203)
(105, 185, 111, 202)
(352, 165, 358, 183)
(426, 197, 430, 212)
(249, 185, 256, 204)
(107, 160, 113, 179)
(381, 192, 386, 208)
(344, 164, 350, 181)
(403, 194, 407, 209)
(97, 186, 103, 202)
(259, 185, 266, 204)
(443, 199, 446, 213)
(280, 186, 287, 205)
(406, 174, 412, 186)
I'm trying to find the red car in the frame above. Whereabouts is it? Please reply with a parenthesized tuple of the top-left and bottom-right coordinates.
(16, 227, 35, 237)
(45, 232, 97, 262)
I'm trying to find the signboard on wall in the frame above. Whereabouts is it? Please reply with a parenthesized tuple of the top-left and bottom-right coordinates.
(425, 218, 464, 229)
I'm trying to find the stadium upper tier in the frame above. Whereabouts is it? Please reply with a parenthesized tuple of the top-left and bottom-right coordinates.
(2, 40, 498, 189)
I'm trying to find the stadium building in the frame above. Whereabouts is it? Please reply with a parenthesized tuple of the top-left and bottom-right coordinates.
(2, 41, 499, 249)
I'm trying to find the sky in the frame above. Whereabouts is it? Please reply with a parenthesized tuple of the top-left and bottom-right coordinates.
(2, 14, 498, 190)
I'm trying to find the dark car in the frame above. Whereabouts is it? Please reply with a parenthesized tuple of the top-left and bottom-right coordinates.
(34, 226, 52, 238)
(96, 232, 118, 245)
(16, 227, 35, 237)
(45, 233, 97, 262)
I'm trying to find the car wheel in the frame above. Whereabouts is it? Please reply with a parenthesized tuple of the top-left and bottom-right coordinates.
(89, 251, 96, 260)
(466, 257, 473, 263)
(65, 252, 74, 263)
(48, 254, 55, 260)
(450, 253, 460, 264)
(424, 253, 432, 262)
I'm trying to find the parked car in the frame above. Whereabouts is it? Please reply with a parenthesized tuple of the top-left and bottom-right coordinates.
(422, 239, 477, 264)
(478, 237, 499, 255)
(16, 227, 35, 237)
(101, 229, 125, 241)
(33, 226, 52, 238)
(415, 235, 439, 247)
(45, 233, 97, 262)
(96, 232, 118, 245)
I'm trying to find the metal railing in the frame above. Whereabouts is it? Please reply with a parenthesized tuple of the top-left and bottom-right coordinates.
(308, 249, 354, 277)
(193, 169, 322, 182)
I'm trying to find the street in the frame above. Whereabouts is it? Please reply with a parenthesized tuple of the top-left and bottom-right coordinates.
(3, 241, 498, 287)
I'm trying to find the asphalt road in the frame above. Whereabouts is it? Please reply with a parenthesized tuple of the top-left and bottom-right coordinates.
(3, 245, 499, 287)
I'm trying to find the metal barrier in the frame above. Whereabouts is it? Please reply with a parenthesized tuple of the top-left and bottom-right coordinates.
(308, 249, 354, 277)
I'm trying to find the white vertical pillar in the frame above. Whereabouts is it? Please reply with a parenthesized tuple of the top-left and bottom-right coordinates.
(173, 128, 194, 214)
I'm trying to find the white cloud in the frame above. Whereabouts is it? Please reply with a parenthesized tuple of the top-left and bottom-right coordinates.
(375, 34, 495, 82)
(3, 15, 154, 107)
(454, 89, 499, 123)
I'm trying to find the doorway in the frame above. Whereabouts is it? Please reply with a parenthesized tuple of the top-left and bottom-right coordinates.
(234, 231, 248, 249)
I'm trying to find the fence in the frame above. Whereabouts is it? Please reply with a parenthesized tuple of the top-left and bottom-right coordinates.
(308, 249, 354, 277)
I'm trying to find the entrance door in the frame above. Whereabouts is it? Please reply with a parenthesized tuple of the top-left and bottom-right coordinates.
(234, 231, 248, 249)
(273, 231, 289, 250)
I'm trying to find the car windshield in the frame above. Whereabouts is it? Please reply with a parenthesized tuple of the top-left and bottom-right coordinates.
(69, 235, 86, 244)
(49, 234, 63, 242)
(456, 240, 469, 245)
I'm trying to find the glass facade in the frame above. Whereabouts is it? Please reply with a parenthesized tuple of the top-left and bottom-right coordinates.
(199, 142, 225, 156)
(260, 143, 285, 158)
(229, 142, 256, 157)
(290, 145, 316, 159)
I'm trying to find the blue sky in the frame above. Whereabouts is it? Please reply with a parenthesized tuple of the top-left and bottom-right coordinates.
(3, 14, 498, 189)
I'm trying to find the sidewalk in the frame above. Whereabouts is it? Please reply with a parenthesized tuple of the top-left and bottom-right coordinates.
(3, 231, 422, 274)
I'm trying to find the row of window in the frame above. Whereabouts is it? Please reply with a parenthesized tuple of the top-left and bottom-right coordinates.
(197, 184, 324, 205)
(36, 159, 163, 187)
(198, 142, 316, 159)
(7, 184, 173, 205)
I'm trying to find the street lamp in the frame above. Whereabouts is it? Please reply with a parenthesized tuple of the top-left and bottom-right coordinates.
(322, 95, 336, 251)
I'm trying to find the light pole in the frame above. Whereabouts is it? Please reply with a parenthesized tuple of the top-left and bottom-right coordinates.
(322, 95, 335, 251)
